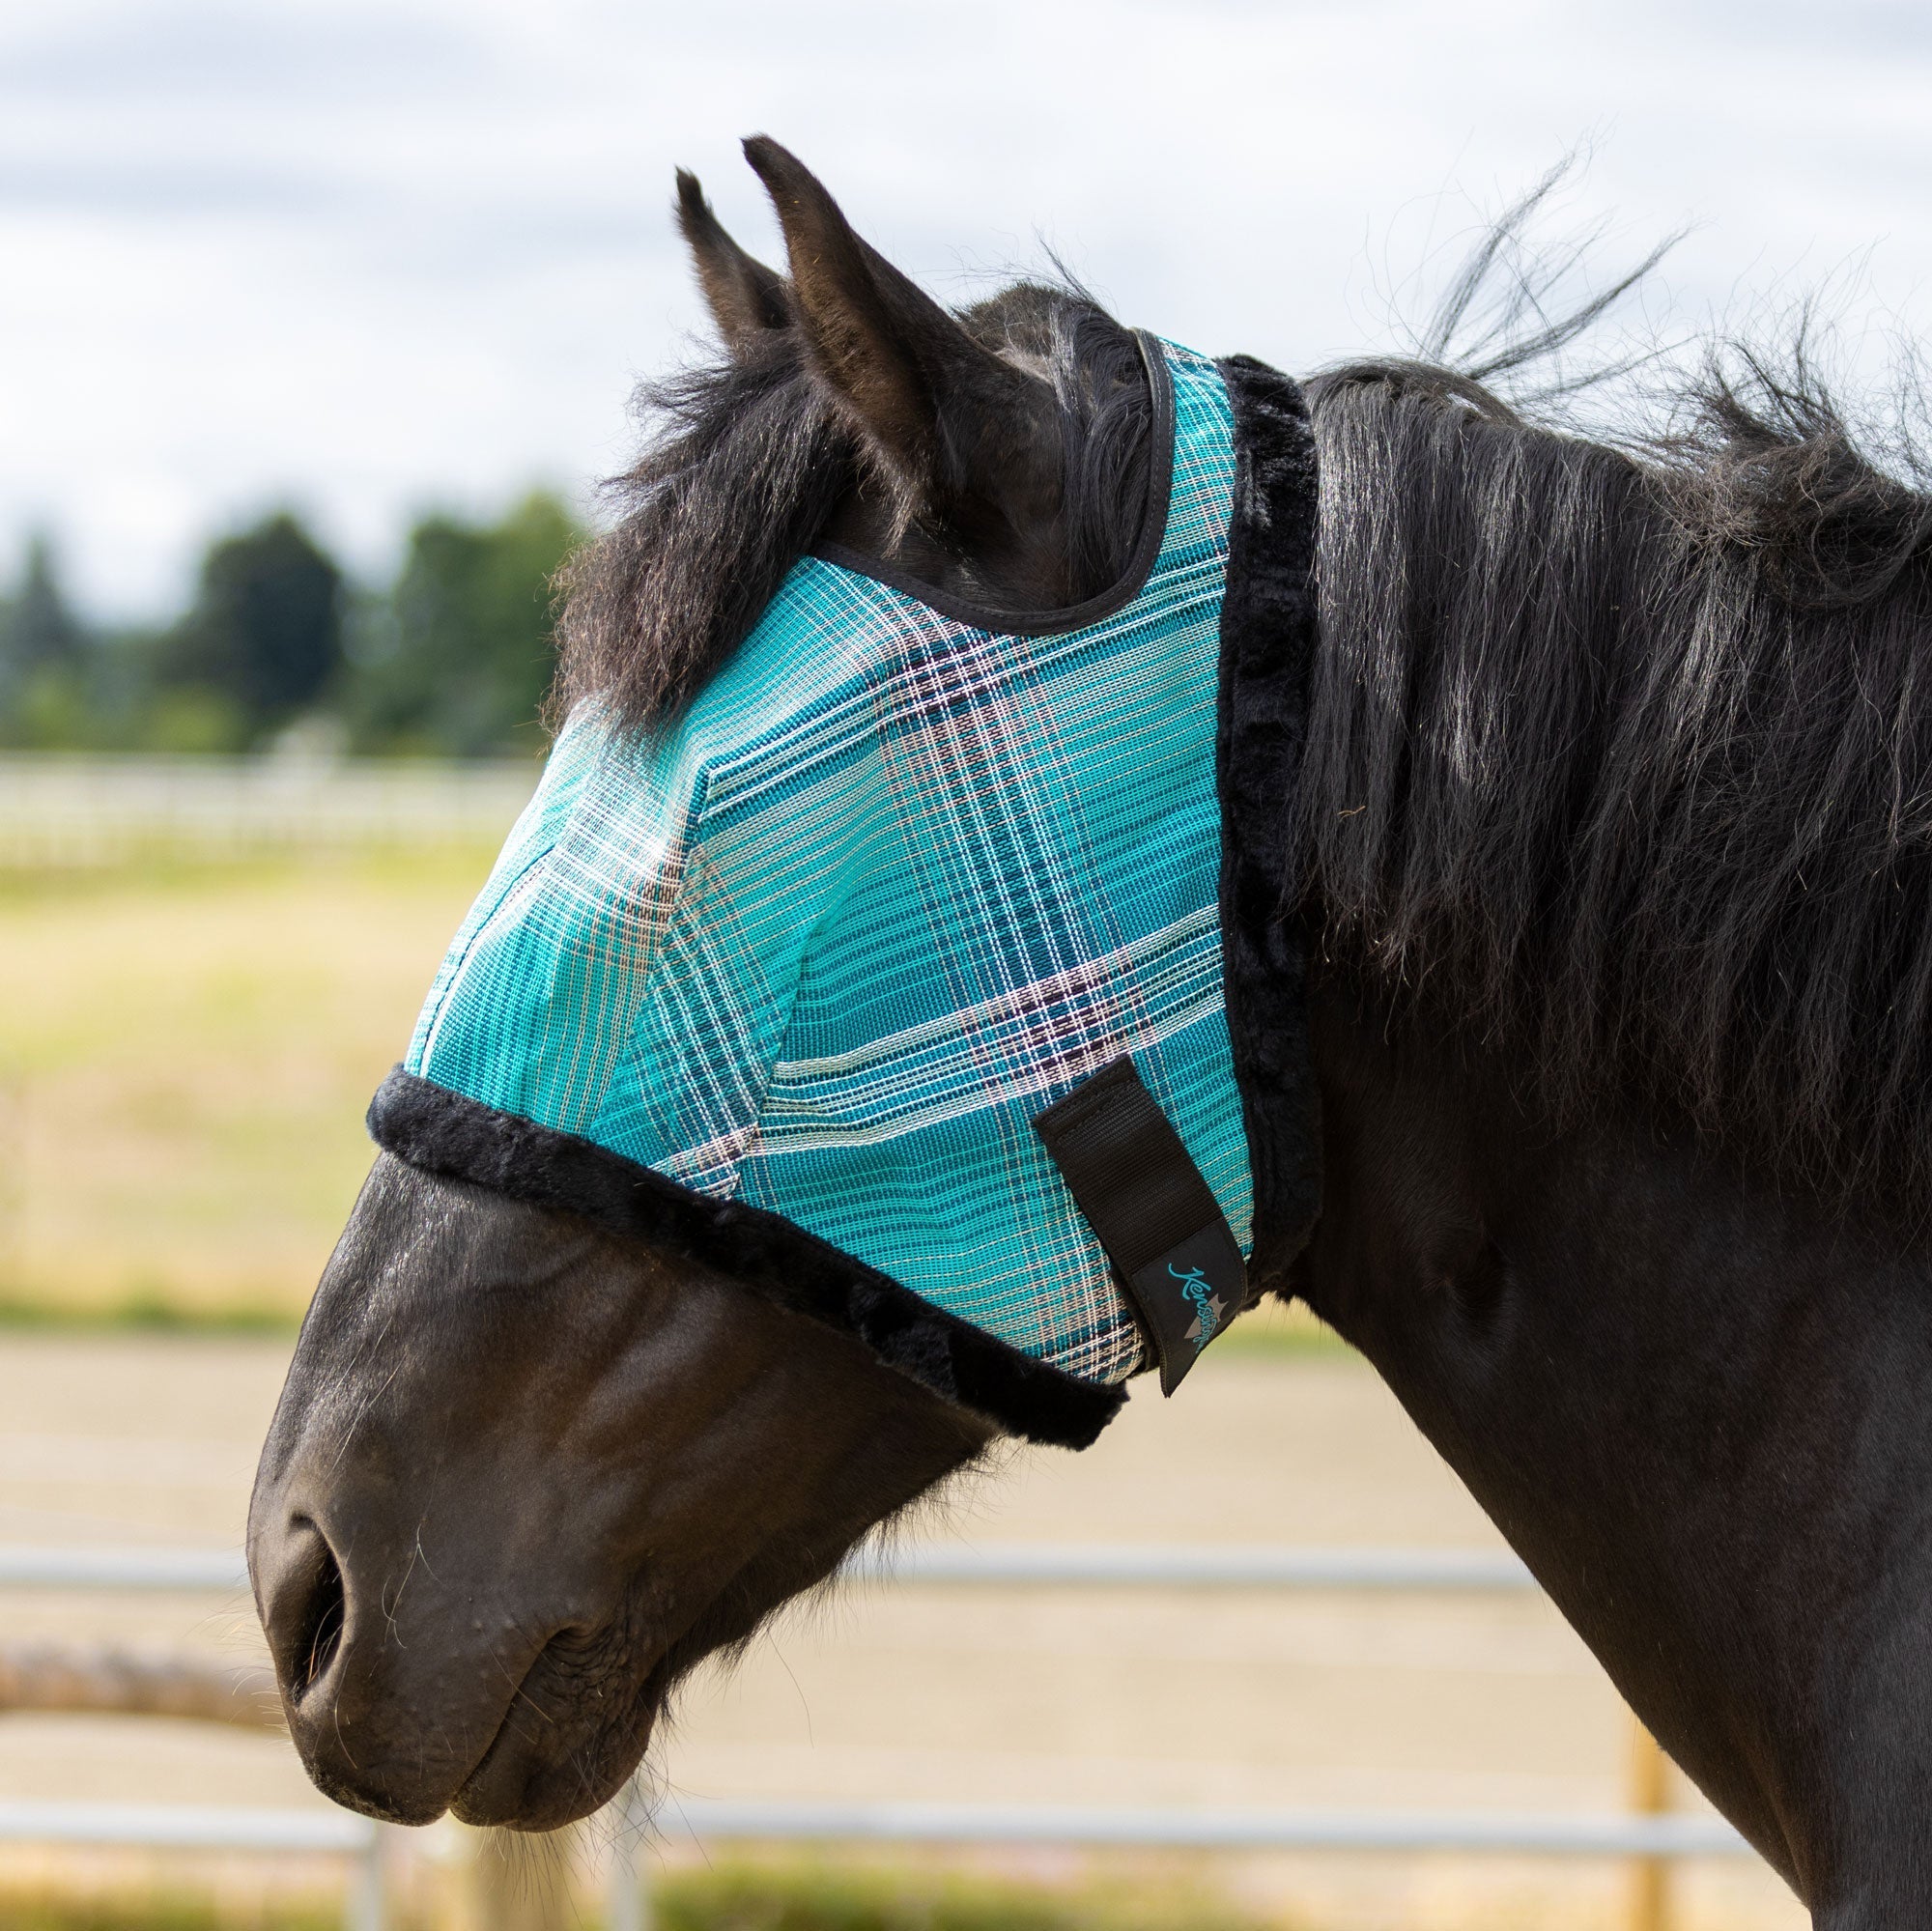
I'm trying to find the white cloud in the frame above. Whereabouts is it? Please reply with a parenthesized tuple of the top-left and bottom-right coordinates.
(3, 0, 1928, 615)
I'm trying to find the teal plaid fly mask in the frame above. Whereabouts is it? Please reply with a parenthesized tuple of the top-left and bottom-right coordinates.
(398, 338, 1251, 1390)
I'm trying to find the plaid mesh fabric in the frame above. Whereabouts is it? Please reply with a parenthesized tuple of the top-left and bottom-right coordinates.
(406, 341, 1248, 1385)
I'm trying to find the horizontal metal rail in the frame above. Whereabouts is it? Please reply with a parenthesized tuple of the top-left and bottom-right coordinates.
(0, 1543, 1536, 1595)
(0, 1547, 249, 1591)
(0, 1799, 373, 1853)
(0, 751, 538, 867)
(844, 1543, 1538, 1591)
(652, 1796, 1750, 1859)
(0, 1801, 387, 1931)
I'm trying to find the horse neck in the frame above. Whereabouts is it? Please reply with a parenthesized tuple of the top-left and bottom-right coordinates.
(1291, 964, 1932, 1915)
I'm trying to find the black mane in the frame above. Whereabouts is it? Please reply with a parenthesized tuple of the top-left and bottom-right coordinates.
(1301, 346, 1932, 1214)
(555, 284, 1153, 729)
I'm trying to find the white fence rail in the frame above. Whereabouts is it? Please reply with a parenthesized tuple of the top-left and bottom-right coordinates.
(0, 1798, 370, 1853)
(0, 753, 538, 866)
(0, 1800, 384, 1931)
(0, 1543, 1759, 1931)
(650, 1796, 1749, 1858)
(0, 1547, 250, 1590)
(848, 1542, 1540, 1591)
(0, 1541, 1542, 1595)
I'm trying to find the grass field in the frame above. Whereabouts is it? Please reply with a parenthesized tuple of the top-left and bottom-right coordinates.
(0, 852, 495, 1320)
(0, 1857, 1290, 1931)
(0, 852, 1341, 1346)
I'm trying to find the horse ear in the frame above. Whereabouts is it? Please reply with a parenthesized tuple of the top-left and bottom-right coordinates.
(675, 169, 792, 355)
(741, 135, 1040, 504)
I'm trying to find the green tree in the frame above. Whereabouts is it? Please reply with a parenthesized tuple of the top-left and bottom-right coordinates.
(347, 492, 578, 757)
(2, 536, 82, 674)
(162, 513, 343, 746)
(0, 536, 93, 748)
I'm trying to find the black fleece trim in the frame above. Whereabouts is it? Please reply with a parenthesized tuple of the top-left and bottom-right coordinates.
(1214, 355, 1324, 1295)
(367, 1067, 1124, 1450)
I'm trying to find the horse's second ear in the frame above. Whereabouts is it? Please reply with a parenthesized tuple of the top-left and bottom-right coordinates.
(741, 135, 1037, 501)
(675, 170, 791, 355)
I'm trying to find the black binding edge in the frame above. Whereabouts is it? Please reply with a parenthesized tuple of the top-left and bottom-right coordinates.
(360, 348, 1319, 1445)
(1213, 355, 1325, 1293)
(367, 1067, 1124, 1450)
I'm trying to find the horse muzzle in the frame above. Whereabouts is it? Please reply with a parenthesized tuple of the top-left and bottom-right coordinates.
(251, 1502, 664, 1829)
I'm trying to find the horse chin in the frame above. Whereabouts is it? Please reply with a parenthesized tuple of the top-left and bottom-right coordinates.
(448, 1651, 668, 1832)
(449, 1721, 653, 1832)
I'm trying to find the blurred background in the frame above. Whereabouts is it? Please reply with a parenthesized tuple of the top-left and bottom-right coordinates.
(1, 2, 1924, 1927)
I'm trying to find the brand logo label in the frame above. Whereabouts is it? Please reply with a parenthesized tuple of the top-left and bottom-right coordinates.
(1170, 1262, 1225, 1349)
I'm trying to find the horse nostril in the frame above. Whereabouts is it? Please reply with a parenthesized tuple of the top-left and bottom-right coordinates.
(283, 1521, 347, 1704)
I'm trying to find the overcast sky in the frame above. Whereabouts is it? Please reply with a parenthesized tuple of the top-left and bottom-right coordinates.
(6, 0, 1931, 619)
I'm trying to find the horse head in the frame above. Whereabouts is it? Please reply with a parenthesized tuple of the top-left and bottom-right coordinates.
(248, 140, 1164, 1831)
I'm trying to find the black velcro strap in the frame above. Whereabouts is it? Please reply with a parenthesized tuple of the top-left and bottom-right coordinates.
(1032, 1056, 1248, 1395)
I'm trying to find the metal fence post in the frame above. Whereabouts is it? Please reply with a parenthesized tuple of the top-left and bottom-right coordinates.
(1628, 1716, 1672, 1931)
(606, 1776, 651, 1931)
(346, 1821, 388, 1931)
(470, 1823, 576, 1931)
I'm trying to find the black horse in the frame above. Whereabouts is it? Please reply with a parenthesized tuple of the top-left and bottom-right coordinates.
(249, 140, 1932, 1926)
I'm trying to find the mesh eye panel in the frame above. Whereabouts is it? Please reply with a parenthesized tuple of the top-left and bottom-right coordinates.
(406, 342, 1246, 1387)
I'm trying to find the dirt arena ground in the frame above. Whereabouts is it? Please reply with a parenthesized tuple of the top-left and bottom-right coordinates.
(0, 1329, 1805, 1931)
